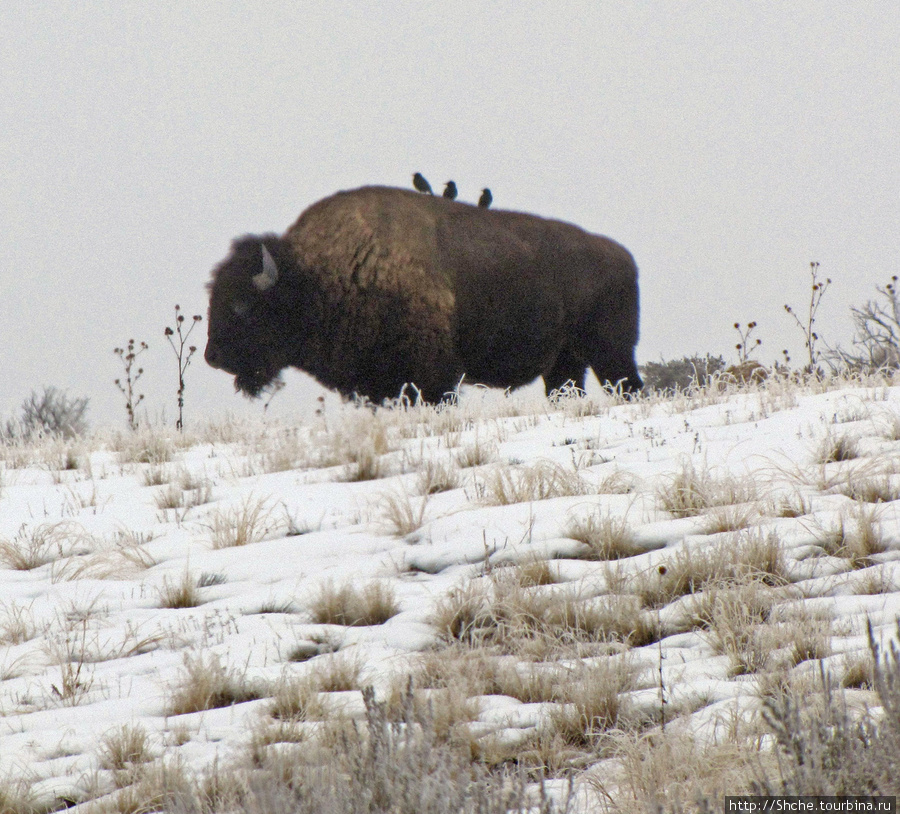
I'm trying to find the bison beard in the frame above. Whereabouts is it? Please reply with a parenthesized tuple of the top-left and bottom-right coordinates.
(205, 186, 642, 403)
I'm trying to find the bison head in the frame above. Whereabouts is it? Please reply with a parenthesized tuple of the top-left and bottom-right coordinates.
(205, 235, 291, 397)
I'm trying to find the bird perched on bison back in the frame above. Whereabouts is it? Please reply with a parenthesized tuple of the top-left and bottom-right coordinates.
(478, 188, 492, 208)
(205, 185, 642, 403)
(412, 172, 433, 194)
(443, 181, 457, 200)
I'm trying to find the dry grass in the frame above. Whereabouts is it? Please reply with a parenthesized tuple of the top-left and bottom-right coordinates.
(416, 458, 461, 495)
(769, 491, 813, 518)
(590, 722, 765, 808)
(167, 653, 265, 716)
(97, 724, 155, 789)
(45, 620, 97, 707)
(308, 580, 400, 627)
(543, 658, 638, 747)
(702, 503, 759, 533)
(479, 460, 591, 505)
(0, 602, 38, 645)
(158, 569, 204, 609)
(656, 461, 758, 518)
(414, 647, 562, 704)
(115, 430, 175, 465)
(0, 521, 89, 570)
(564, 509, 644, 560)
(205, 494, 274, 548)
(454, 437, 498, 468)
(636, 530, 788, 610)
(812, 504, 888, 568)
(430, 572, 658, 656)
(310, 652, 365, 692)
(814, 431, 861, 464)
(376, 488, 432, 536)
(835, 473, 900, 504)
(269, 675, 328, 721)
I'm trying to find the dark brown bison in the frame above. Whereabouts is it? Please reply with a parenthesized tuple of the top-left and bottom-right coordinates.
(205, 185, 641, 403)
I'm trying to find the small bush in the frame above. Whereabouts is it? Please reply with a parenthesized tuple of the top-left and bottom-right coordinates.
(4, 386, 89, 440)
(640, 355, 726, 393)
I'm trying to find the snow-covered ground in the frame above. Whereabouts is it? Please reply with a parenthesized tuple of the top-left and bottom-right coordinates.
(1, 379, 899, 808)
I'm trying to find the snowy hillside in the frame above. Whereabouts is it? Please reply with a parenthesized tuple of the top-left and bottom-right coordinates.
(1, 377, 899, 811)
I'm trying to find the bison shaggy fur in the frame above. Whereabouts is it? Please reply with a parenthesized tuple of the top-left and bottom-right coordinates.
(205, 185, 642, 403)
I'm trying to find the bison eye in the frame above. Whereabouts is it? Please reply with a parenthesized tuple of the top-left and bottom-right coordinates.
(232, 301, 250, 317)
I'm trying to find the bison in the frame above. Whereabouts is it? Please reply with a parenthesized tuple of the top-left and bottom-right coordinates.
(205, 185, 642, 403)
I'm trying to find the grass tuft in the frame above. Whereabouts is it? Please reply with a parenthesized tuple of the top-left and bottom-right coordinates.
(309, 580, 400, 627)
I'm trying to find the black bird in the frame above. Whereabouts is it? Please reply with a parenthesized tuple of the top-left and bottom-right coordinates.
(443, 181, 458, 200)
(478, 188, 492, 208)
(412, 173, 433, 194)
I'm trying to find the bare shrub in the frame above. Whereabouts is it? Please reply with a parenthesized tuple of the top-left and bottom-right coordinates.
(309, 581, 400, 627)
(756, 622, 900, 795)
(201, 685, 566, 814)
(640, 354, 726, 393)
(5, 386, 89, 440)
(831, 273, 900, 372)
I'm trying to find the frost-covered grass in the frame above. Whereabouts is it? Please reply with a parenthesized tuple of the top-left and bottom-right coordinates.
(1, 372, 900, 809)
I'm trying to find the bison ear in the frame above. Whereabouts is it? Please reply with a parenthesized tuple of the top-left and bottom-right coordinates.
(253, 244, 280, 291)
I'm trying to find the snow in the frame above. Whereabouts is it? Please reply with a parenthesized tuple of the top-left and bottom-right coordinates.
(1, 381, 899, 804)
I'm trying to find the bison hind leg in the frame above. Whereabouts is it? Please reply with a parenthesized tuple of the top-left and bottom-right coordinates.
(543, 348, 589, 396)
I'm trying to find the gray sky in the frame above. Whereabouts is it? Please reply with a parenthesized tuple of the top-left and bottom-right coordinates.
(3, 2, 899, 428)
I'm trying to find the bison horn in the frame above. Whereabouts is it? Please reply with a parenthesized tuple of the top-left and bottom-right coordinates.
(253, 244, 279, 291)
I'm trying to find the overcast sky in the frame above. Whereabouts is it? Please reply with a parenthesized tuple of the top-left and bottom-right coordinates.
(3, 3, 899, 429)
